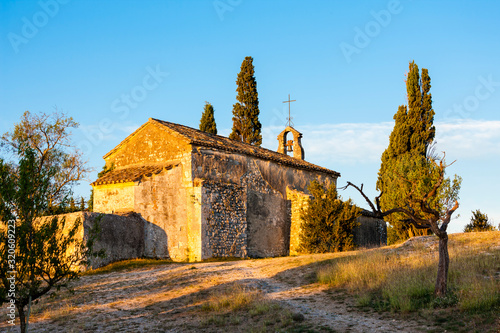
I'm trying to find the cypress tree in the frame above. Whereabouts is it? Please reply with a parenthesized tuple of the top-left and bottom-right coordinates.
(377, 61, 436, 243)
(199, 102, 217, 135)
(68, 197, 76, 213)
(229, 56, 262, 146)
(406, 62, 435, 155)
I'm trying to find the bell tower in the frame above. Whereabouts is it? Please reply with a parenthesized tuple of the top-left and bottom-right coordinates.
(277, 94, 304, 160)
(277, 126, 305, 160)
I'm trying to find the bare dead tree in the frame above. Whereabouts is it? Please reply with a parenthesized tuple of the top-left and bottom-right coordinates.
(341, 158, 459, 296)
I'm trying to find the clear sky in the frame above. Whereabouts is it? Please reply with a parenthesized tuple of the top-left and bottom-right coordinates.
(1, 0, 499, 233)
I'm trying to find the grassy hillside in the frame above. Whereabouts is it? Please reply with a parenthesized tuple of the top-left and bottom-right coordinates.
(317, 231, 500, 331)
(2, 231, 498, 332)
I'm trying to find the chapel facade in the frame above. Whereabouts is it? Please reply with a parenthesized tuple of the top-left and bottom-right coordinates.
(91, 118, 342, 261)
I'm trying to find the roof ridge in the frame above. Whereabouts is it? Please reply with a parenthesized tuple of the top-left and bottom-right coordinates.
(150, 118, 339, 176)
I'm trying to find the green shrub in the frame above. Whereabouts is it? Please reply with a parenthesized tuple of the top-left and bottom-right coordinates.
(464, 210, 496, 232)
(299, 180, 361, 253)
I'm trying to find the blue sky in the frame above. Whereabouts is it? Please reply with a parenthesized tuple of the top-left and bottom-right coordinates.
(1, 0, 499, 233)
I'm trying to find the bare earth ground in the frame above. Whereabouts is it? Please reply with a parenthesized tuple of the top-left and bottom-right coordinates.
(2, 252, 443, 332)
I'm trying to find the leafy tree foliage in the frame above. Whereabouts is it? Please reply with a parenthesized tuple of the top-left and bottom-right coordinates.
(229, 56, 262, 146)
(464, 210, 496, 232)
(300, 181, 361, 253)
(384, 155, 461, 296)
(0, 149, 102, 333)
(377, 62, 437, 243)
(199, 102, 217, 135)
(1, 111, 90, 209)
(385, 154, 461, 223)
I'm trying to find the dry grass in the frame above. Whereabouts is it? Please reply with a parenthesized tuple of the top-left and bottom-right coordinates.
(83, 258, 173, 275)
(201, 284, 263, 312)
(199, 284, 295, 332)
(317, 231, 500, 315)
(30, 299, 79, 323)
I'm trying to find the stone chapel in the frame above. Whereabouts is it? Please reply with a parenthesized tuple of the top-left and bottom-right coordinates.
(91, 118, 385, 262)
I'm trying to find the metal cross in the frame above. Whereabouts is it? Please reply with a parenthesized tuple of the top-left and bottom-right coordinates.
(282, 94, 296, 127)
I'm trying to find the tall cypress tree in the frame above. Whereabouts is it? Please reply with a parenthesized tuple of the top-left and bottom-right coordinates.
(229, 56, 262, 146)
(377, 61, 436, 243)
(406, 62, 435, 155)
(199, 101, 217, 135)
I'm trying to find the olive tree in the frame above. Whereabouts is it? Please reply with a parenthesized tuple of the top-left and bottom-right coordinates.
(344, 153, 461, 296)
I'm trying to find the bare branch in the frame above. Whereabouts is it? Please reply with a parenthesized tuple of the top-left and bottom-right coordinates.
(440, 200, 459, 231)
(341, 182, 378, 214)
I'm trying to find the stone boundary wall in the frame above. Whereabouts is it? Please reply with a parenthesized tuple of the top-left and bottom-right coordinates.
(201, 181, 247, 259)
(41, 212, 146, 269)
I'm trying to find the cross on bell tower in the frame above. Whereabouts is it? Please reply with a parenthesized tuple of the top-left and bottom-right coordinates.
(277, 94, 304, 160)
(282, 94, 296, 127)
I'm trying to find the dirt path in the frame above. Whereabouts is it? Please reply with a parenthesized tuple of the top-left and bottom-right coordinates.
(218, 259, 432, 332)
(2, 255, 434, 332)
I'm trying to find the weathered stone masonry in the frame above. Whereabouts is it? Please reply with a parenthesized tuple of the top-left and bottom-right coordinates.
(201, 181, 247, 258)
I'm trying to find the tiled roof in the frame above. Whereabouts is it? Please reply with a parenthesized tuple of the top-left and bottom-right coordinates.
(91, 164, 174, 186)
(150, 118, 340, 176)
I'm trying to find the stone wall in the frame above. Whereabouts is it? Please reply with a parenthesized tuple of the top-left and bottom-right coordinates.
(92, 166, 189, 261)
(246, 190, 289, 257)
(191, 147, 337, 198)
(42, 212, 146, 270)
(185, 182, 203, 262)
(243, 162, 289, 258)
(134, 164, 188, 260)
(192, 148, 338, 258)
(201, 181, 247, 259)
